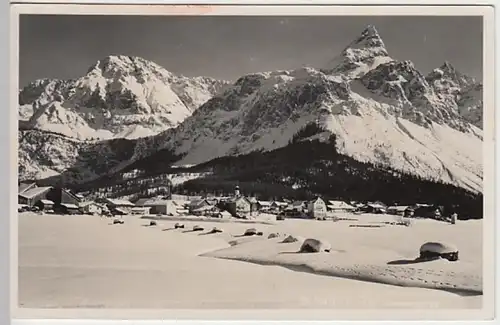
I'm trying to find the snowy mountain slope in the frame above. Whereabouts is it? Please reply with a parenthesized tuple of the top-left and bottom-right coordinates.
(122, 26, 483, 193)
(19, 25, 483, 196)
(19, 55, 230, 140)
(18, 129, 138, 183)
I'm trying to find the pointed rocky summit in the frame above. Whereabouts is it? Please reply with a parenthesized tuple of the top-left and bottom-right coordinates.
(324, 25, 393, 78)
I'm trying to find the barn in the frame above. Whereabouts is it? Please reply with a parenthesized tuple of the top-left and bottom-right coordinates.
(105, 198, 136, 214)
(79, 201, 104, 215)
(188, 199, 215, 213)
(142, 199, 179, 215)
(18, 186, 53, 208)
(327, 200, 356, 213)
(286, 201, 306, 213)
(361, 202, 387, 214)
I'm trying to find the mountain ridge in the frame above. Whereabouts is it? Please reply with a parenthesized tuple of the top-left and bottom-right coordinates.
(18, 25, 484, 199)
(19, 55, 231, 140)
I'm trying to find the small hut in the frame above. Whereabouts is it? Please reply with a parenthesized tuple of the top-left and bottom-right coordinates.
(36, 199, 55, 212)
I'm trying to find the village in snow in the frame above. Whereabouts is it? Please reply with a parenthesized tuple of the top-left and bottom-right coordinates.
(18, 181, 459, 226)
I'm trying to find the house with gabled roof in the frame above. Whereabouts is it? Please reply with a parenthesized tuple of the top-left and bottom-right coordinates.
(79, 201, 106, 215)
(360, 202, 387, 214)
(307, 197, 327, 219)
(18, 186, 53, 208)
(105, 198, 135, 214)
(142, 198, 179, 215)
(271, 201, 288, 210)
(285, 201, 306, 212)
(257, 201, 272, 211)
(226, 196, 251, 218)
(188, 198, 215, 213)
(327, 200, 356, 213)
(246, 197, 260, 214)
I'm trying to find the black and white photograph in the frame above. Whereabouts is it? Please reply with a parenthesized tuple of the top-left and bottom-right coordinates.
(12, 4, 494, 319)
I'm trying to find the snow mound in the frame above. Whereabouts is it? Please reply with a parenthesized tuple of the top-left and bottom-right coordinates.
(420, 242, 458, 255)
(299, 238, 332, 253)
(281, 235, 304, 243)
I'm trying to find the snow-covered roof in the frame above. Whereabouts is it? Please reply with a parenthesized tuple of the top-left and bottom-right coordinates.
(328, 200, 355, 209)
(258, 201, 272, 206)
(114, 207, 128, 214)
(105, 198, 135, 207)
(79, 201, 98, 207)
(387, 205, 410, 212)
(366, 203, 386, 209)
(18, 182, 36, 194)
(61, 203, 79, 209)
(18, 186, 53, 199)
(272, 201, 288, 206)
(40, 199, 54, 205)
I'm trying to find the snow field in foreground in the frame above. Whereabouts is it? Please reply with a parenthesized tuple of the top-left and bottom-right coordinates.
(18, 213, 482, 309)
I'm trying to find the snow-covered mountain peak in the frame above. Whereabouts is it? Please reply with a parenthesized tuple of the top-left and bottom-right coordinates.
(86, 55, 174, 82)
(421, 61, 483, 129)
(19, 55, 230, 140)
(324, 25, 394, 78)
(358, 60, 478, 132)
(426, 61, 478, 91)
(349, 25, 387, 52)
(132, 55, 482, 193)
(18, 26, 483, 199)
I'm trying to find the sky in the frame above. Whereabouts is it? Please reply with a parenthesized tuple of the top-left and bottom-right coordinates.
(19, 15, 483, 88)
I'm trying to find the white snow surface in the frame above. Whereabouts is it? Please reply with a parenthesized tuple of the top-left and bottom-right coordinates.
(166, 172, 211, 186)
(19, 212, 482, 309)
